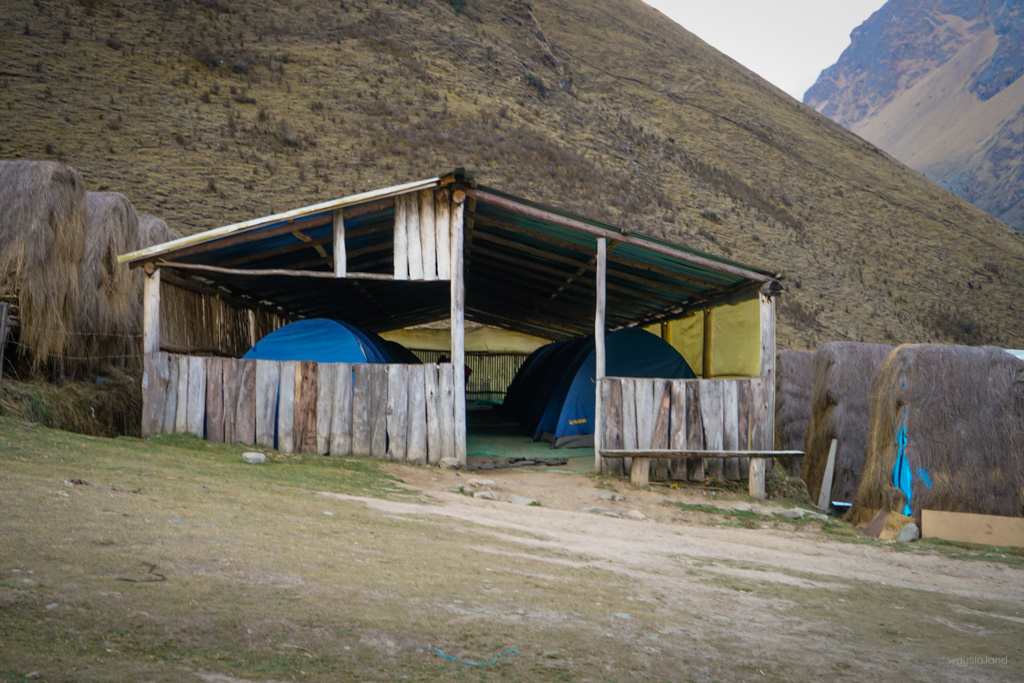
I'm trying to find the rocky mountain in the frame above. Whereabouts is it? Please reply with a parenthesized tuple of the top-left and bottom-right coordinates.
(805, 0, 1024, 231)
(2, 0, 1023, 350)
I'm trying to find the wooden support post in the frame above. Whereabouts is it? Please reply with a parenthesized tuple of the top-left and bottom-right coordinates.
(333, 210, 346, 277)
(702, 307, 713, 379)
(759, 281, 779, 467)
(143, 267, 161, 355)
(419, 189, 437, 279)
(594, 237, 607, 474)
(141, 268, 160, 434)
(435, 189, 451, 280)
(450, 190, 467, 467)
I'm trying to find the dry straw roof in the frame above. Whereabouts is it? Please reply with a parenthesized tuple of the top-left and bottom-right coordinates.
(120, 170, 776, 339)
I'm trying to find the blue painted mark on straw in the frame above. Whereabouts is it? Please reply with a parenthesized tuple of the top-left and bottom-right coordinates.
(431, 647, 519, 666)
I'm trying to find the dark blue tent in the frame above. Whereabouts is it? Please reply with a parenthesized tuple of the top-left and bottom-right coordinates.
(243, 318, 385, 363)
(539, 328, 696, 448)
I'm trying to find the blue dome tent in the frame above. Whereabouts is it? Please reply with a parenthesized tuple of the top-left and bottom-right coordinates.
(243, 318, 387, 363)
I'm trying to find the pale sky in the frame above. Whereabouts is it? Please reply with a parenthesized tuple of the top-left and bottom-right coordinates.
(644, 0, 888, 101)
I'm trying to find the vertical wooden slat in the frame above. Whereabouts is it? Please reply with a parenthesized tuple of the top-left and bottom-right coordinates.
(330, 364, 354, 456)
(295, 362, 318, 453)
(393, 193, 409, 281)
(369, 364, 389, 458)
(386, 364, 409, 462)
(174, 355, 189, 433)
(406, 193, 424, 280)
(450, 192, 466, 467)
(425, 364, 442, 465)
(186, 356, 206, 437)
(700, 381, 724, 479)
(255, 360, 280, 450)
(723, 380, 741, 480)
(760, 286, 777, 450)
(333, 210, 346, 278)
(594, 237, 607, 474)
(164, 355, 179, 433)
(737, 379, 752, 478)
(601, 378, 624, 476)
(142, 269, 160, 355)
(419, 189, 437, 280)
(635, 379, 655, 448)
(651, 380, 671, 482)
(234, 359, 257, 445)
(749, 375, 770, 499)
(406, 365, 428, 466)
(685, 381, 704, 481)
(351, 364, 372, 457)
(141, 352, 168, 437)
(434, 189, 451, 280)
(316, 363, 336, 455)
(669, 381, 688, 480)
(222, 358, 238, 443)
(277, 360, 297, 453)
(204, 357, 225, 442)
(621, 379, 637, 475)
(438, 363, 455, 463)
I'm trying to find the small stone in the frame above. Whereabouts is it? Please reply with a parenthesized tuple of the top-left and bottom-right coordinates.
(614, 613, 632, 620)
(599, 491, 616, 500)
(582, 507, 612, 515)
(473, 491, 500, 501)
(440, 457, 462, 470)
(26, 673, 41, 681)
(323, 511, 334, 516)
(510, 495, 538, 506)
(468, 478, 496, 489)
(242, 452, 266, 465)
(732, 503, 753, 513)
(626, 510, 647, 521)
(780, 509, 805, 519)
(601, 510, 623, 518)
(812, 513, 829, 522)
(752, 505, 773, 515)
(45, 603, 58, 610)
(613, 493, 626, 501)
(897, 523, 920, 543)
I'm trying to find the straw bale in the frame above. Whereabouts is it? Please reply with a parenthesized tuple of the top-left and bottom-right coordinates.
(0, 160, 86, 371)
(851, 345, 1024, 521)
(774, 349, 813, 475)
(138, 214, 182, 247)
(802, 342, 894, 504)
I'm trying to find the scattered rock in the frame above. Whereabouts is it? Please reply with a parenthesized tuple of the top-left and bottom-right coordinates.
(599, 491, 625, 501)
(626, 510, 647, 521)
(752, 505, 773, 516)
(897, 523, 920, 542)
(510, 495, 538, 506)
(242, 452, 266, 465)
(812, 513, 830, 522)
(601, 510, 623, 518)
(779, 509, 805, 520)
(473, 491, 500, 501)
(440, 457, 462, 470)
(45, 603, 58, 610)
(26, 673, 41, 681)
(582, 507, 612, 515)
(614, 613, 632, 620)
(323, 511, 334, 516)
(731, 503, 753, 513)
(467, 478, 496, 489)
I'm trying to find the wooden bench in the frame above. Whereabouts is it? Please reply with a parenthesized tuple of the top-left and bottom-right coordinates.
(599, 449, 805, 499)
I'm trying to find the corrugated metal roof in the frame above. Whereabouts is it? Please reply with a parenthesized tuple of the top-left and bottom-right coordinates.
(119, 171, 778, 339)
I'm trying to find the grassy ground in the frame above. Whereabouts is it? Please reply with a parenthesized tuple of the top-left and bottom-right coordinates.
(2, 417, 1023, 681)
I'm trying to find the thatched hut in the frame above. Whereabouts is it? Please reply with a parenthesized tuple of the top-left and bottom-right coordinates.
(851, 345, 1024, 521)
(802, 342, 894, 504)
(0, 160, 86, 372)
(774, 348, 813, 475)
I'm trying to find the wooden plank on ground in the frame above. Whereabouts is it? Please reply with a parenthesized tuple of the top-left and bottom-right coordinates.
(316, 363, 336, 455)
(174, 355, 189, 433)
(921, 510, 1024, 548)
(393, 192, 409, 280)
(386, 364, 409, 462)
(330, 364, 354, 456)
(699, 381, 724, 479)
(438, 363, 455, 463)
(234, 359, 257, 445)
(669, 380, 688, 480)
(277, 361, 297, 453)
(295, 362, 318, 453)
(424, 364, 442, 465)
(255, 360, 280, 449)
(651, 380, 671, 482)
(186, 356, 206, 437)
(222, 358, 239, 443)
(204, 357, 225, 442)
(351, 364, 372, 457)
(369, 364, 389, 458)
(685, 381, 704, 481)
(435, 189, 451, 279)
(601, 379, 624, 476)
(419, 189, 437, 279)
(406, 365, 428, 466)
(141, 353, 168, 437)
(723, 380, 740, 481)
(163, 355, 180, 433)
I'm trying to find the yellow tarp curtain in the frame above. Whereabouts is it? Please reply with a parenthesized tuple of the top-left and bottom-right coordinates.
(646, 296, 761, 378)
(381, 326, 549, 354)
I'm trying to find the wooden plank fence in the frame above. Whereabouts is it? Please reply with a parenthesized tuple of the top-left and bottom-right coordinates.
(142, 352, 458, 464)
(393, 188, 455, 282)
(600, 376, 771, 482)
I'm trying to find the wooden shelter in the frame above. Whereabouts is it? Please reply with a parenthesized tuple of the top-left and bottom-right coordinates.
(119, 170, 791, 496)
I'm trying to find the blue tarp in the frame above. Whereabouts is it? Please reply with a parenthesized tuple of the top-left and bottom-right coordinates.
(243, 318, 383, 363)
